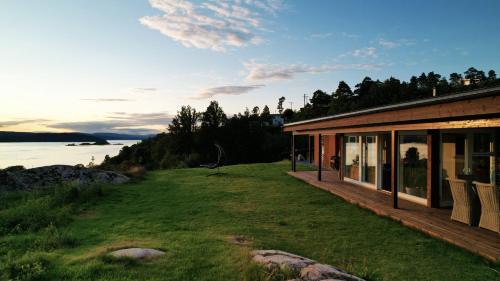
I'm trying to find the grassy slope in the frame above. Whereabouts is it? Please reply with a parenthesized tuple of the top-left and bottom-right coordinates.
(1, 161, 499, 281)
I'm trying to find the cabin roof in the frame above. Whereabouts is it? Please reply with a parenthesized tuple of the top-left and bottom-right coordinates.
(283, 86, 500, 128)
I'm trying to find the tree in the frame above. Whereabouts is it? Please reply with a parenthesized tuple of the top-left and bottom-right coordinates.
(282, 108, 294, 121)
(464, 67, 485, 84)
(488, 70, 497, 80)
(330, 81, 353, 114)
(201, 101, 226, 129)
(251, 106, 260, 116)
(449, 73, 463, 87)
(261, 105, 270, 118)
(260, 105, 271, 122)
(277, 97, 286, 114)
(168, 105, 199, 135)
(309, 90, 331, 109)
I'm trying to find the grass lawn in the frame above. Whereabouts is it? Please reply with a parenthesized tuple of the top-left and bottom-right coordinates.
(1, 161, 499, 281)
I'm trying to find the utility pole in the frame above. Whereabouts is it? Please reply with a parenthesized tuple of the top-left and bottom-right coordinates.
(303, 94, 309, 108)
(289, 101, 293, 110)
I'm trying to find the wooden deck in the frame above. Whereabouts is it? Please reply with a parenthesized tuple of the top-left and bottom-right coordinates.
(288, 170, 500, 262)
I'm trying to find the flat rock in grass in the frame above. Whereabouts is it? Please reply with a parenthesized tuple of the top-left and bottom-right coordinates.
(109, 248, 165, 260)
(251, 250, 364, 281)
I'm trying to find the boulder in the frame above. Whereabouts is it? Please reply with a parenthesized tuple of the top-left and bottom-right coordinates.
(251, 250, 364, 281)
(109, 248, 165, 260)
(0, 165, 129, 191)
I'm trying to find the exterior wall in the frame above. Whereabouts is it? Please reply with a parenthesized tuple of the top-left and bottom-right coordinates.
(312, 134, 337, 169)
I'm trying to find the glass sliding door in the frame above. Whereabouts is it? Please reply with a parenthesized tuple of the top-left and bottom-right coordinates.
(441, 133, 466, 206)
(471, 133, 493, 184)
(361, 136, 377, 185)
(399, 135, 428, 201)
(345, 136, 360, 180)
(380, 134, 392, 191)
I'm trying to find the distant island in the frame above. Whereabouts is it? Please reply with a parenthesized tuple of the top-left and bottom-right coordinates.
(0, 131, 151, 143)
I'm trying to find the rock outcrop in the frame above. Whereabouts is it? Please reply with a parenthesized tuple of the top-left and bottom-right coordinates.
(251, 250, 364, 281)
(0, 165, 129, 191)
(109, 248, 165, 260)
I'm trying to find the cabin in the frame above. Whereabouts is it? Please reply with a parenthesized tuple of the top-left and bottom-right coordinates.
(284, 86, 500, 260)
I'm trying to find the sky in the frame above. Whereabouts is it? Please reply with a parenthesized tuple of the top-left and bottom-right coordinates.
(1, 0, 499, 135)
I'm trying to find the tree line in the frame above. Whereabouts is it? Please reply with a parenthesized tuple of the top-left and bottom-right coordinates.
(280, 67, 499, 122)
(101, 66, 498, 171)
(101, 102, 288, 170)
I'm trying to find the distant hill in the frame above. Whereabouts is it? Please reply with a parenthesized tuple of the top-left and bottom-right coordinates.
(0, 132, 107, 143)
(92, 132, 153, 140)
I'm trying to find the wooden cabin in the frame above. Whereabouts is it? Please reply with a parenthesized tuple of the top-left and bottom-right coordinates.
(284, 86, 500, 209)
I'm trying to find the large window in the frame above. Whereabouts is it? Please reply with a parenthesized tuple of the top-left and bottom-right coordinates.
(471, 133, 493, 184)
(362, 136, 377, 184)
(441, 133, 466, 204)
(345, 136, 360, 180)
(399, 135, 428, 199)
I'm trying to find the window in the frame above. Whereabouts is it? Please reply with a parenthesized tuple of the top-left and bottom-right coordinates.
(345, 136, 360, 180)
(362, 136, 377, 184)
(399, 135, 427, 199)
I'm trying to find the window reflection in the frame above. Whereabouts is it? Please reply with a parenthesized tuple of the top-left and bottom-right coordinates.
(345, 136, 360, 180)
(399, 135, 428, 199)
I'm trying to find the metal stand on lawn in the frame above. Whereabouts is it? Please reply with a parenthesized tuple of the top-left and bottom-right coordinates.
(200, 144, 226, 176)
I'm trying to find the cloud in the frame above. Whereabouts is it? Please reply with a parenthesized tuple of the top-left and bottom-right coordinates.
(341, 32, 359, 39)
(378, 38, 416, 49)
(139, 0, 282, 51)
(81, 98, 133, 102)
(0, 119, 51, 127)
(129, 87, 157, 94)
(244, 61, 383, 81)
(310, 33, 332, 39)
(47, 112, 173, 135)
(193, 84, 265, 99)
(350, 47, 377, 58)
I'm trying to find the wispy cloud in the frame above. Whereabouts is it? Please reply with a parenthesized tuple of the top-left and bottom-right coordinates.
(139, 0, 282, 52)
(129, 87, 157, 94)
(244, 61, 383, 81)
(0, 119, 51, 127)
(341, 32, 359, 39)
(81, 98, 133, 102)
(47, 112, 173, 135)
(310, 33, 332, 39)
(193, 84, 265, 99)
(378, 38, 416, 49)
(350, 47, 377, 58)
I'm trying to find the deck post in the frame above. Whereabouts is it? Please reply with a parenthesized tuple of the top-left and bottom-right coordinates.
(291, 133, 296, 172)
(318, 134, 322, 181)
(391, 130, 399, 209)
(428, 129, 440, 207)
(337, 133, 344, 181)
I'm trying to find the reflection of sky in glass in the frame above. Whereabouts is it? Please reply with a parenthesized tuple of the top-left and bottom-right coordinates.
(345, 140, 359, 165)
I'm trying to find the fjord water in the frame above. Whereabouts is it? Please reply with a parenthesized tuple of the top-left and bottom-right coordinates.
(0, 140, 139, 169)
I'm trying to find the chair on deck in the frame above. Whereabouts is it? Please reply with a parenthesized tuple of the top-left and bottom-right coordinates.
(200, 144, 226, 176)
(448, 178, 480, 226)
(473, 181, 500, 233)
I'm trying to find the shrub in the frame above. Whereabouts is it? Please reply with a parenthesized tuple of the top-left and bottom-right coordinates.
(0, 184, 105, 235)
(3, 252, 52, 281)
(0, 196, 69, 234)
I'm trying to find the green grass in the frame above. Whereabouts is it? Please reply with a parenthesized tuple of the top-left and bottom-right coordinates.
(1, 161, 499, 281)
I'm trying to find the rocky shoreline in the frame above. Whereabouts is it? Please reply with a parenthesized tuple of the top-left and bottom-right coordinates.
(0, 165, 129, 191)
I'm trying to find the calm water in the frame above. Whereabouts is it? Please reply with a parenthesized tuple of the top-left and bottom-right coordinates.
(0, 140, 139, 169)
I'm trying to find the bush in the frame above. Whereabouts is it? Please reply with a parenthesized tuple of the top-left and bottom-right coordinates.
(0, 184, 105, 235)
(0, 196, 69, 234)
(3, 252, 52, 281)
